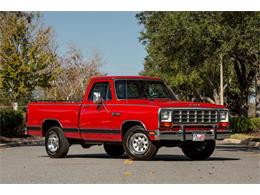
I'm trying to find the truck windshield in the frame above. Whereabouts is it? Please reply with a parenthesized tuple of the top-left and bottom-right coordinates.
(115, 80, 176, 100)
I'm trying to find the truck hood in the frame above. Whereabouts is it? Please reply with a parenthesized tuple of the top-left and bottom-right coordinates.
(146, 100, 226, 109)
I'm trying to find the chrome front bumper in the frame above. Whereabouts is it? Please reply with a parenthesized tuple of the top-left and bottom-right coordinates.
(154, 130, 231, 141)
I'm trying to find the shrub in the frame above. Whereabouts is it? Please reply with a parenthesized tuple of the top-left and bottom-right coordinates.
(250, 117, 260, 132)
(230, 117, 251, 133)
(0, 109, 24, 137)
(229, 117, 260, 133)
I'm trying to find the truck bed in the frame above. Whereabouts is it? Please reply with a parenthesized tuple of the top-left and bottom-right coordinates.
(27, 101, 82, 138)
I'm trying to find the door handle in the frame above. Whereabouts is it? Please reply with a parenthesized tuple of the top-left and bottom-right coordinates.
(112, 112, 121, 116)
(83, 104, 88, 108)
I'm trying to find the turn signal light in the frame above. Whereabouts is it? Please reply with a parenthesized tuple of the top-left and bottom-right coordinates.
(160, 122, 172, 128)
(218, 122, 230, 128)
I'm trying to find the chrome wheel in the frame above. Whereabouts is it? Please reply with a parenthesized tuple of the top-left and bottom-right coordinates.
(47, 132, 59, 153)
(129, 133, 150, 155)
(123, 126, 158, 160)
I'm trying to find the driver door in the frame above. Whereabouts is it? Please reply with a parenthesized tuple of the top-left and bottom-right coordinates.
(79, 81, 117, 141)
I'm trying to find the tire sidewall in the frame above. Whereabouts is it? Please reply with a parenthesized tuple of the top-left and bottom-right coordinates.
(123, 126, 157, 160)
(104, 143, 124, 157)
(45, 126, 69, 158)
(182, 140, 215, 160)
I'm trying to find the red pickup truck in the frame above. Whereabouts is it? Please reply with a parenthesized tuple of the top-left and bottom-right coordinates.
(27, 76, 231, 160)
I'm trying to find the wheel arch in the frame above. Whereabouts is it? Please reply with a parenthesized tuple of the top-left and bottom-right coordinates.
(42, 119, 62, 136)
(121, 120, 147, 139)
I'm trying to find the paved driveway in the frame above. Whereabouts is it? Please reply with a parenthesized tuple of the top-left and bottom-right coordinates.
(0, 143, 259, 183)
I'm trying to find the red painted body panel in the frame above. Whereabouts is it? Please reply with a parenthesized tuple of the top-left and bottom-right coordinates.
(27, 102, 82, 138)
(27, 76, 228, 142)
(28, 129, 42, 137)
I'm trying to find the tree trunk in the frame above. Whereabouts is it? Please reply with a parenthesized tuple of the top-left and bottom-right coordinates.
(12, 102, 18, 111)
(256, 70, 260, 117)
(219, 54, 224, 105)
(232, 56, 252, 117)
(239, 90, 249, 117)
(213, 88, 220, 105)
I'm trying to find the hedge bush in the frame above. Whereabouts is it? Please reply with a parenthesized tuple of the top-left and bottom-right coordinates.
(229, 117, 260, 133)
(250, 117, 260, 132)
(0, 109, 24, 137)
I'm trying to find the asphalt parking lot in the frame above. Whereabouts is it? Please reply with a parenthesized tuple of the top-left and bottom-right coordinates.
(0, 143, 259, 183)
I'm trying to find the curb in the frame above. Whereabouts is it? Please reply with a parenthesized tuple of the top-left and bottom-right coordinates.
(219, 138, 260, 149)
(0, 137, 44, 148)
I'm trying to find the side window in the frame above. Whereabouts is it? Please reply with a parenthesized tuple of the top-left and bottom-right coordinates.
(88, 82, 112, 101)
(147, 82, 168, 98)
(115, 80, 126, 99)
(127, 80, 140, 99)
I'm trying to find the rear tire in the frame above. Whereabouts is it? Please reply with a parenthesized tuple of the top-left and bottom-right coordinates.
(123, 126, 158, 160)
(45, 126, 69, 158)
(104, 143, 125, 157)
(181, 140, 215, 160)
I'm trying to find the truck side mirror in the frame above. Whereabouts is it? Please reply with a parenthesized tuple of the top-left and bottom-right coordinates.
(93, 92, 102, 104)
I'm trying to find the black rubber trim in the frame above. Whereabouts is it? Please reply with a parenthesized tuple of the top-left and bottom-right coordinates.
(63, 128, 79, 132)
(63, 128, 120, 134)
(80, 129, 120, 134)
(28, 126, 121, 134)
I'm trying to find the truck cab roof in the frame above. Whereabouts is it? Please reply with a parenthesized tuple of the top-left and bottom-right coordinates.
(90, 76, 161, 81)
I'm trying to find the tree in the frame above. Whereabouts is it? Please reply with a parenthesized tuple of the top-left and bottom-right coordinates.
(137, 12, 259, 116)
(43, 45, 104, 101)
(0, 12, 58, 106)
(222, 12, 260, 116)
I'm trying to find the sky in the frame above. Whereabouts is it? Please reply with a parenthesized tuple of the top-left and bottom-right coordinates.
(43, 12, 147, 76)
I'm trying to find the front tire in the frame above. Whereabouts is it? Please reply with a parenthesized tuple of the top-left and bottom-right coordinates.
(181, 140, 215, 160)
(123, 126, 158, 160)
(104, 143, 125, 157)
(45, 126, 70, 158)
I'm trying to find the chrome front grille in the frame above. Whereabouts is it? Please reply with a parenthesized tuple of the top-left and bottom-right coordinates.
(172, 109, 218, 124)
